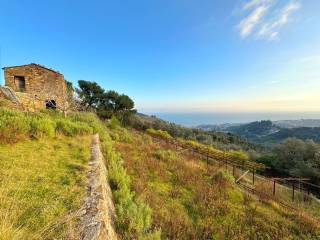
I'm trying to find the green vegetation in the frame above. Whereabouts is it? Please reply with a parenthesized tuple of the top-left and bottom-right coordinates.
(0, 108, 105, 239)
(0, 108, 103, 144)
(0, 135, 91, 239)
(101, 128, 160, 239)
(129, 114, 261, 153)
(112, 127, 320, 239)
(77, 80, 136, 123)
(1, 90, 320, 239)
(258, 138, 320, 185)
(0, 108, 157, 239)
(154, 149, 177, 161)
(216, 120, 320, 145)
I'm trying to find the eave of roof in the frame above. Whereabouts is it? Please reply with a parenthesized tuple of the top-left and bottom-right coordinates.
(2, 63, 63, 75)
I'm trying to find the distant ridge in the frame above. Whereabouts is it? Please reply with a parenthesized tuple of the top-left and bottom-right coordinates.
(198, 119, 320, 146)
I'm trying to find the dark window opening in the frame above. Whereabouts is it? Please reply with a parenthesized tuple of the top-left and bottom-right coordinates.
(46, 100, 56, 109)
(14, 76, 26, 92)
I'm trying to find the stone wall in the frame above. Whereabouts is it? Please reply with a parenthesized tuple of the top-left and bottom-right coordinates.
(3, 64, 68, 110)
(79, 134, 118, 240)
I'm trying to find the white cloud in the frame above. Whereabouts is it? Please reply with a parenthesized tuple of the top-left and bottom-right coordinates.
(258, 1, 300, 40)
(237, 5, 269, 38)
(236, 0, 301, 40)
(243, 0, 273, 10)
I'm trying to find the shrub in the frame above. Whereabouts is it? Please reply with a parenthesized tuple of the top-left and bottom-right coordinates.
(154, 149, 177, 161)
(119, 128, 133, 143)
(29, 117, 56, 139)
(109, 116, 120, 130)
(110, 132, 120, 141)
(212, 169, 235, 186)
(146, 128, 172, 140)
(0, 109, 105, 144)
(55, 119, 92, 136)
(0, 109, 30, 144)
(102, 132, 160, 240)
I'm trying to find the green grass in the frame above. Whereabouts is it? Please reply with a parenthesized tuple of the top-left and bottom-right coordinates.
(0, 135, 91, 239)
(0, 108, 158, 239)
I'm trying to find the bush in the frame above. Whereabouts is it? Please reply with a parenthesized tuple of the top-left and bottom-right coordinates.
(109, 116, 120, 130)
(147, 128, 172, 140)
(154, 149, 177, 161)
(0, 108, 103, 144)
(55, 119, 92, 136)
(29, 117, 56, 139)
(0, 109, 30, 144)
(119, 128, 133, 143)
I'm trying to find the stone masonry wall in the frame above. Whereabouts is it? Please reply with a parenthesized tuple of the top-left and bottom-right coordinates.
(79, 134, 118, 240)
(3, 64, 68, 110)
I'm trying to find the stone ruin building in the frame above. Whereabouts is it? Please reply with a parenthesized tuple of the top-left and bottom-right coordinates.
(0, 63, 69, 111)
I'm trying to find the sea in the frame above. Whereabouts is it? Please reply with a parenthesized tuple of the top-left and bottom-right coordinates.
(145, 112, 320, 127)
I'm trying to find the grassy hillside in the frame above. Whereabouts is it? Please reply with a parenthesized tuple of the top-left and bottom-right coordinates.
(0, 108, 104, 239)
(1, 106, 319, 239)
(110, 127, 320, 240)
(0, 108, 159, 240)
(0, 136, 90, 239)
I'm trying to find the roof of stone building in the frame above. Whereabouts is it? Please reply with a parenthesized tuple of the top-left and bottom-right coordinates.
(2, 63, 63, 75)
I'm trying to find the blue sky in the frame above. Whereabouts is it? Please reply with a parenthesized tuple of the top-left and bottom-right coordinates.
(0, 0, 319, 113)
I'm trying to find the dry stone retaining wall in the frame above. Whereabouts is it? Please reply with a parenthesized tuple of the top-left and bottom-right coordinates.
(79, 134, 118, 240)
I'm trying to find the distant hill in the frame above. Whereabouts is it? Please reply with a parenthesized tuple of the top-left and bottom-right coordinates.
(198, 119, 320, 145)
(132, 113, 262, 151)
(273, 119, 320, 128)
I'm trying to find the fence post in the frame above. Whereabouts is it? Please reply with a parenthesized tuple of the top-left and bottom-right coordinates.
(273, 180, 276, 196)
(206, 152, 209, 165)
(252, 168, 255, 185)
(292, 183, 295, 201)
(232, 165, 235, 177)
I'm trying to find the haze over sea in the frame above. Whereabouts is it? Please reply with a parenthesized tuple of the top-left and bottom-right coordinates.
(148, 112, 320, 127)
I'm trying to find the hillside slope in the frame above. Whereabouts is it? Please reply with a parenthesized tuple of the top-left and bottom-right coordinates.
(0, 108, 105, 239)
(110, 127, 320, 239)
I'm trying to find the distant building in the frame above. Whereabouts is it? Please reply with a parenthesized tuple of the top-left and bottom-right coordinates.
(1, 63, 68, 110)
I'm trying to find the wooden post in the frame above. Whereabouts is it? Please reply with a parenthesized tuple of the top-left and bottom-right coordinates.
(273, 181, 276, 196)
(252, 169, 255, 185)
(292, 183, 295, 201)
(206, 153, 209, 165)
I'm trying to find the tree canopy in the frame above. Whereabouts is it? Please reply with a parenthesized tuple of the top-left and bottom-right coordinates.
(76, 80, 136, 123)
(258, 138, 320, 184)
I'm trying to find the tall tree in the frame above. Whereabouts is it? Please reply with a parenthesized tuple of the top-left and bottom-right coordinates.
(76, 80, 104, 109)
